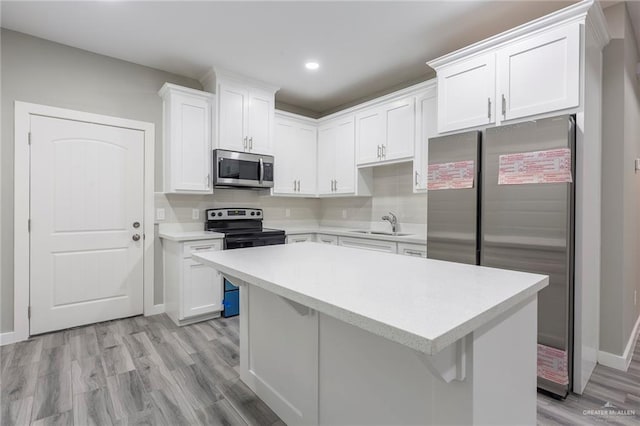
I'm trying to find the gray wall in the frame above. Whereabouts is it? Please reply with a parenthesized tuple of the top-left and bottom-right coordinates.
(600, 3, 640, 356)
(0, 29, 202, 332)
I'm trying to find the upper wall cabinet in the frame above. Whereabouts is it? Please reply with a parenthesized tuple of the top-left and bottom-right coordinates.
(496, 23, 580, 121)
(159, 83, 214, 194)
(201, 69, 279, 155)
(436, 53, 496, 134)
(429, 15, 584, 134)
(413, 86, 438, 193)
(273, 113, 317, 196)
(318, 115, 373, 197)
(356, 96, 416, 166)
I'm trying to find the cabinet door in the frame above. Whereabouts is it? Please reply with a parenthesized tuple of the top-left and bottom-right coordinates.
(317, 125, 336, 195)
(273, 119, 297, 194)
(297, 124, 317, 195)
(414, 90, 437, 192)
(287, 234, 314, 243)
(384, 96, 415, 161)
(333, 117, 356, 194)
(338, 237, 397, 253)
(356, 109, 384, 165)
(315, 234, 338, 245)
(497, 23, 580, 121)
(437, 53, 496, 133)
(169, 93, 212, 193)
(218, 81, 248, 151)
(182, 258, 223, 318)
(247, 88, 274, 154)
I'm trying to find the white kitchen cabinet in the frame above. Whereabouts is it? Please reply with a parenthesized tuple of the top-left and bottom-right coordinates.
(430, 20, 583, 134)
(496, 23, 580, 121)
(413, 86, 437, 193)
(315, 234, 338, 245)
(338, 236, 397, 254)
(435, 53, 496, 134)
(318, 116, 359, 195)
(356, 96, 416, 166)
(215, 75, 277, 154)
(273, 113, 317, 196)
(398, 242, 427, 258)
(159, 83, 214, 194)
(163, 238, 224, 326)
(287, 234, 315, 244)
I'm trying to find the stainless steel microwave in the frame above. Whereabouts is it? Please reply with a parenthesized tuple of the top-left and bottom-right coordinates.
(212, 149, 274, 189)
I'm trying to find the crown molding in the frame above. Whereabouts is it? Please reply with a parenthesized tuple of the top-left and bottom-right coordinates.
(198, 67, 280, 94)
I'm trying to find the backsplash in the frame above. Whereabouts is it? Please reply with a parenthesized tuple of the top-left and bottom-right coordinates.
(154, 190, 321, 227)
(319, 162, 427, 234)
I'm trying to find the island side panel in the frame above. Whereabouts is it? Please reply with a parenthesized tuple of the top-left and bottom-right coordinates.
(471, 295, 538, 425)
(318, 314, 473, 425)
(239, 283, 320, 425)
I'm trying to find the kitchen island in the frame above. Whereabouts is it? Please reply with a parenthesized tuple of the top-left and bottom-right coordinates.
(194, 242, 548, 425)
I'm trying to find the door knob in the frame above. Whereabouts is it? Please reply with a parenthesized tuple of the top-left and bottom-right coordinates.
(132, 234, 141, 241)
(133, 221, 140, 228)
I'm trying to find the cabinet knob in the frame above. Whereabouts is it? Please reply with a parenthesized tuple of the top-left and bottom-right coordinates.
(133, 221, 140, 229)
(132, 234, 141, 241)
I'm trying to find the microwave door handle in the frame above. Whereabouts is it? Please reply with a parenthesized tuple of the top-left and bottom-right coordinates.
(259, 158, 264, 183)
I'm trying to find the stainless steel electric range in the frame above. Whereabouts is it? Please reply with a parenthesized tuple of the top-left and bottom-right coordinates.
(205, 208, 285, 317)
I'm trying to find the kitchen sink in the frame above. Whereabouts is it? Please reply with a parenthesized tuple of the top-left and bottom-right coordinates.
(349, 230, 413, 237)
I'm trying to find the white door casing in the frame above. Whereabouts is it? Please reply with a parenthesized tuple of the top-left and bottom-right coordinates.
(13, 102, 155, 344)
(29, 115, 145, 334)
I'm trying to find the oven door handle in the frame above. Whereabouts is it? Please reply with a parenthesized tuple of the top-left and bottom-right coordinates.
(259, 157, 264, 184)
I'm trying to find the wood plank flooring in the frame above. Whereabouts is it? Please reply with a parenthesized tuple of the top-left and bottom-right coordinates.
(1, 313, 638, 425)
(0, 314, 281, 426)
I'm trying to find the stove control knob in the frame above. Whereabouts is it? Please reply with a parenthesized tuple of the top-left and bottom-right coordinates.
(217, 212, 222, 217)
(250, 212, 255, 216)
(257, 211, 261, 216)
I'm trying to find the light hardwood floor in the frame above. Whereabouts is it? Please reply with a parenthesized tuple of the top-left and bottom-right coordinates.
(1, 313, 638, 425)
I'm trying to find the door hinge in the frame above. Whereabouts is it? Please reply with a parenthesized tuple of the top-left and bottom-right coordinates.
(28, 219, 31, 232)
(28, 132, 32, 145)
(28, 306, 31, 319)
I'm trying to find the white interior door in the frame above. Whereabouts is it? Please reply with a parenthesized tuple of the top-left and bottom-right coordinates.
(30, 115, 145, 335)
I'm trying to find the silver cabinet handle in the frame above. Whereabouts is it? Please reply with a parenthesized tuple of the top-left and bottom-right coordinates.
(259, 157, 264, 183)
(132, 234, 141, 241)
(243, 136, 248, 149)
(297, 180, 301, 192)
(415, 171, 419, 186)
(487, 97, 492, 119)
(382, 145, 386, 158)
(501, 94, 506, 117)
(205, 173, 210, 188)
(194, 246, 213, 251)
(405, 250, 423, 257)
(377, 145, 381, 159)
(249, 137, 253, 150)
(334, 179, 337, 192)
(293, 179, 297, 191)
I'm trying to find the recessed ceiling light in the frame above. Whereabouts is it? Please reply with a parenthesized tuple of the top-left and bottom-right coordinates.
(305, 62, 320, 71)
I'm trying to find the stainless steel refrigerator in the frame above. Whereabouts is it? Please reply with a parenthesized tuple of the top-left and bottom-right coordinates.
(427, 115, 575, 398)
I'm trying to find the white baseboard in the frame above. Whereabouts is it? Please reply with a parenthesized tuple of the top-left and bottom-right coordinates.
(0, 331, 18, 346)
(145, 303, 165, 316)
(598, 314, 640, 371)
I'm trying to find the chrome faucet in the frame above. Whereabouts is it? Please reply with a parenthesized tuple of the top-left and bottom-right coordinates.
(382, 212, 398, 233)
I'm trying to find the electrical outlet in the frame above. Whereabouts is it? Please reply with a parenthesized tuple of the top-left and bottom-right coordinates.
(192, 209, 200, 220)
(285, 208, 291, 218)
(156, 208, 165, 221)
(342, 209, 347, 219)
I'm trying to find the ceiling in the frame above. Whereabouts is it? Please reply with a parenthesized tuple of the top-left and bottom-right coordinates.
(1, 1, 579, 116)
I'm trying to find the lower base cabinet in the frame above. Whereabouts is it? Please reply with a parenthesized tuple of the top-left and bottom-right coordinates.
(163, 238, 224, 326)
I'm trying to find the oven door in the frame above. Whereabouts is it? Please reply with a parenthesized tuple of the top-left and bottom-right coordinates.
(212, 149, 274, 188)
(224, 234, 286, 250)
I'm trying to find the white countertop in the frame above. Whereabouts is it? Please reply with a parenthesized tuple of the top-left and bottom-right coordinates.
(279, 226, 427, 245)
(158, 230, 225, 242)
(194, 243, 547, 355)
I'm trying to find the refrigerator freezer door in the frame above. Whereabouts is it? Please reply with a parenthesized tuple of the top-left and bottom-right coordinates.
(481, 115, 575, 397)
(427, 131, 481, 265)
